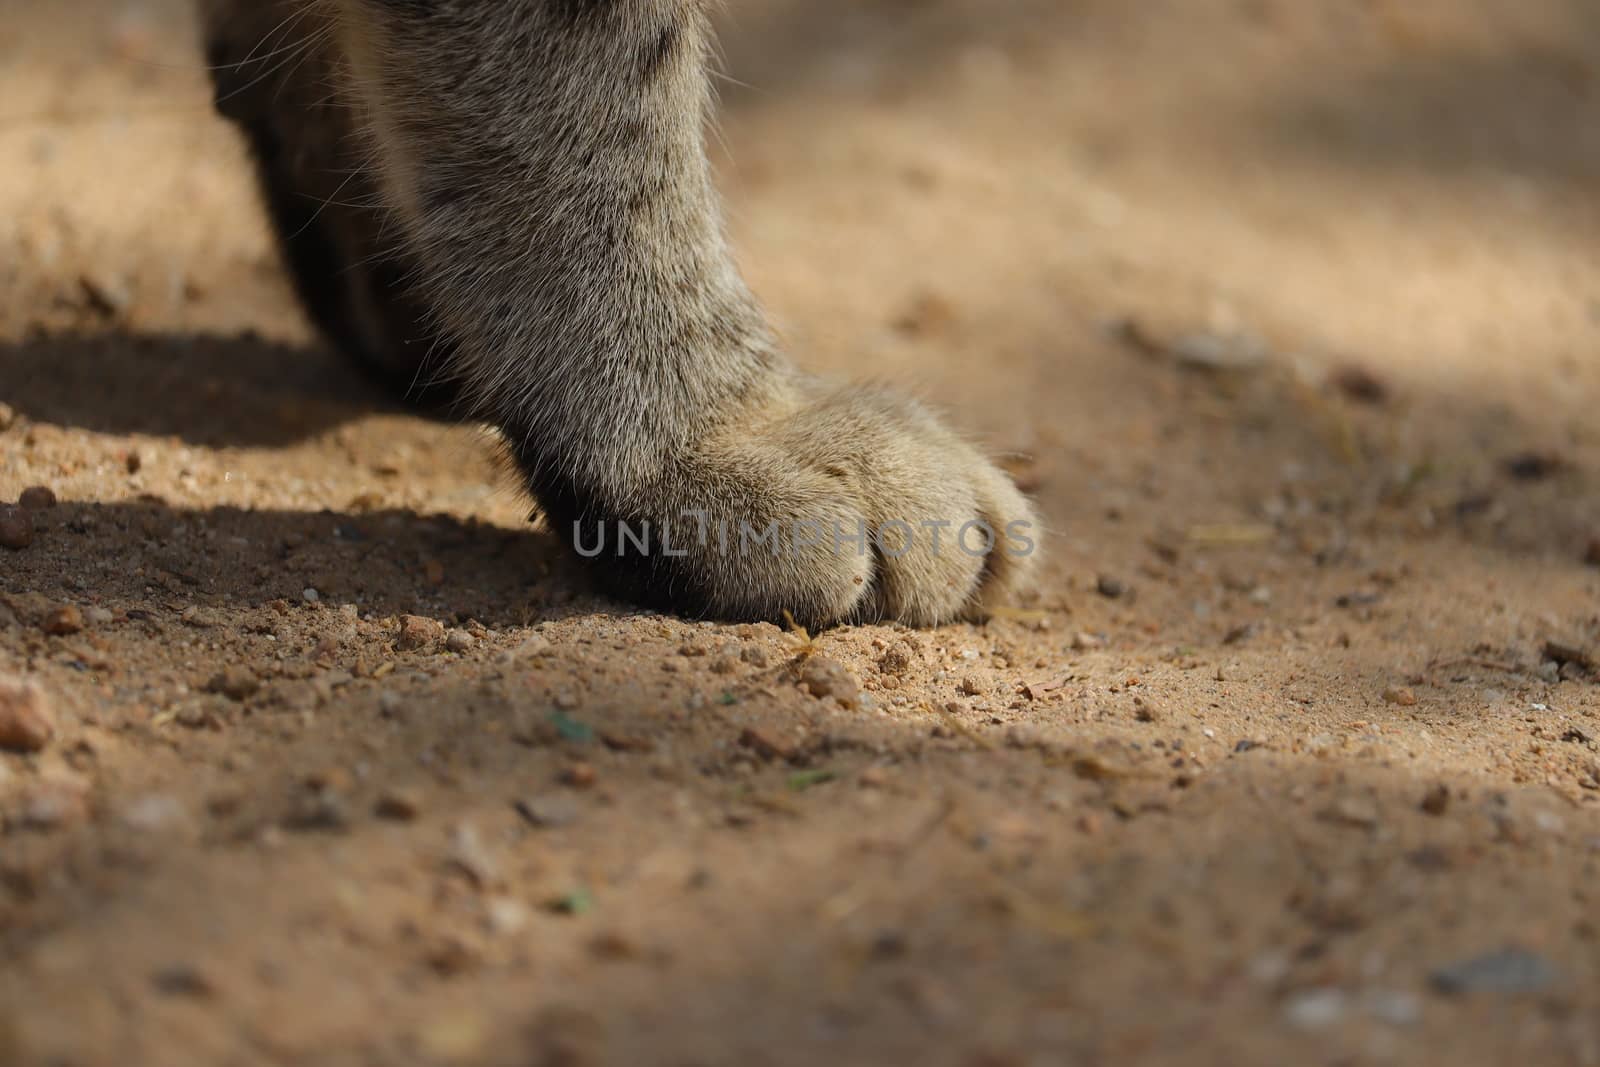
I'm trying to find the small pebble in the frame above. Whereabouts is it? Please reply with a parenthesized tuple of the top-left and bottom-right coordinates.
(0, 675, 55, 752)
(19, 775, 90, 830)
(444, 630, 475, 654)
(41, 605, 84, 636)
(85, 606, 114, 626)
(800, 656, 861, 708)
(375, 789, 422, 821)
(1283, 988, 1347, 1029)
(858, 766, 889, 789)
(739, 726, 794, 762)
(876, 645, 914, 676)
(1365, 990, 1421, 1026)
(120, 794, 189, 834)
(514, 794, 580, 829)
(1096, 575, 1127, 599)
(1430, 948, 1557, 995)
(150, 965, 216, 999)
(0, 506, 32, 550)
(1382, 686, 1418, 707)
(1420, 784, 1451, 816)
(485, 896, 530, 936)
(281, 793, 348, 833)
(396, 614, 444, 652)
(448, 823, 498, 887)
(208, 666, 259, 702)
(1324, 793, 1380, 828)
(301, 587, 321, 604)
(18, 486, 56, 510)
(561, 762, 598, 789)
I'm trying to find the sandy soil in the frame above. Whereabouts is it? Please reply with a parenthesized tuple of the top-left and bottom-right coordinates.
(4, 1, 1600, 1064)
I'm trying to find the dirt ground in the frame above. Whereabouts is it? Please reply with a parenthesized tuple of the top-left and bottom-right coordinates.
(4, 1, 1600, 1064)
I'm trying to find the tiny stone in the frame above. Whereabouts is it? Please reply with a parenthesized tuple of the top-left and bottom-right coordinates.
(0, 506, 32, 550)
(125, 451, 142, 474)
(208, 666, 259, 702)
(282, 793, 348, 833)
(1283, 988, 1347, 1029)
(1420, 784, 1451, 816)
(18, 486, 56, 510)
(444, 630, 475, 654)
(1071, 631, 1105, 651)
(85, 606, 113, 625)
(41, 605, 84, 636)
(739, 726, 793, 762)
(1430, 948, 1558, 995)
(510, 634, 552, 660)
(485, 896, 530, 936)
(877, 645, 915, 676)
(514, 794, 580, 829)
(1382, 686, 1418, 707)
(180, 606, 222, 628)
(120, 793, 189, 834)
(396, 614, 443, 652)
(302, 587, 321, 604)
(151, 965, 215, 999)
(800, 656, 860, 708)
(561, 762, 598, 789)
(448, 823, 498, 887)
(1364, 990, 1421, 1027)
(858, 766, 889, 789)
(425, 938, 481, 978)
(375, 789, 422, 821)
(19, 775, 90, 830)
(1096, 574, 1127, 599)
(0, 675, 55, 752)
(1324, 793, 1380, 828)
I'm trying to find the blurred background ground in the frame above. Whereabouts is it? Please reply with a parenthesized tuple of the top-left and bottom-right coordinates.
(3, 1, 1600, 1064)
